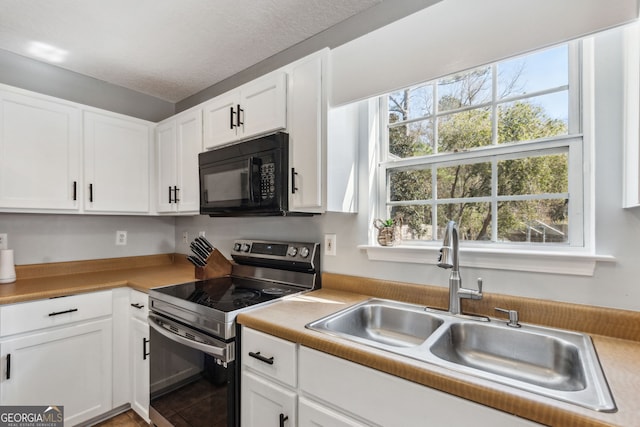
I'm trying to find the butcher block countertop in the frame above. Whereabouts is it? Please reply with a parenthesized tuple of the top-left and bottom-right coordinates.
(0, 254, 196, 304)
(238, 273, 640, 427)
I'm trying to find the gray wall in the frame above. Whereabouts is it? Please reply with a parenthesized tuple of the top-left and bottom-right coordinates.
(0, 214, 175, 264)
(0, 49, 175, 122)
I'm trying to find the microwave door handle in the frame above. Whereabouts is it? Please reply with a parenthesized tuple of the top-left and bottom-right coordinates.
(247, 157, 261, 202)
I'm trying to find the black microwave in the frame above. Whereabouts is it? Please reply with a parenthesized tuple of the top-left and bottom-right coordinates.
(199, 132, 293, 216)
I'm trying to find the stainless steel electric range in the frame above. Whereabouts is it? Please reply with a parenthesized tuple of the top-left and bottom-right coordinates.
(147, 239, 320, 427)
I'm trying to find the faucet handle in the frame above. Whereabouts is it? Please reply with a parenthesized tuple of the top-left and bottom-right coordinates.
(477, 278, 483, 294)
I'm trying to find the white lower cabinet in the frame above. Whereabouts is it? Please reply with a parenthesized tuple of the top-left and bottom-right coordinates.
(241, 327, 541, 427)
(130, 316, 150, 421)
(298, 397, 365, 427)
(0, 318, 113, 426)
(241, 371, 297, 427)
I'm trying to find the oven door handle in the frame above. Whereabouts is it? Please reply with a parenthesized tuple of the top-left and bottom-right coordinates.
(148, 314, 232, 362)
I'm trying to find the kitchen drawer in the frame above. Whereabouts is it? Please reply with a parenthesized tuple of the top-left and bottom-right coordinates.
(0, 290, 112, 336)
(129, 289, 149, 320)
(242, 327, 297, 387)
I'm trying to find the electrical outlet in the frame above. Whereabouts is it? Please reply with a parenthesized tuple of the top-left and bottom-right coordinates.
(324, 234, 337, 256)
(199, 231, 206, 237)
(116, 230, 127, 246)
(182, 231, 189, 244)
(0, 233, 7, 250)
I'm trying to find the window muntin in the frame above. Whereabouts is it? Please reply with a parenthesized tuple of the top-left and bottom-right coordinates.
(380, 43, 582, 247)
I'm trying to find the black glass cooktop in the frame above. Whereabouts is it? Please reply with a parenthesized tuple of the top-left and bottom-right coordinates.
(153, 276, 301, 313)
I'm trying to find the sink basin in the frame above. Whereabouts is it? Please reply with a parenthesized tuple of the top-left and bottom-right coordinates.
(306, 299, 444, 348)
(430, 322, 586, 392)
(306, 298, 616, 412)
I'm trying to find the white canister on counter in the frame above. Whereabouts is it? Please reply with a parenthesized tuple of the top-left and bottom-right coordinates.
(0, 249, 16, 284)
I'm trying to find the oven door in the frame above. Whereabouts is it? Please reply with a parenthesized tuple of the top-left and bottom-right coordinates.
(148, 314, 237, 427)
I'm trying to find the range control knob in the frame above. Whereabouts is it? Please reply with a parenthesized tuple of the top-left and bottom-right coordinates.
(287, 246, 298, 257)
(233, 243, 242, 252)
(299, 247, 310, 258)
(241, 243, 251, 253)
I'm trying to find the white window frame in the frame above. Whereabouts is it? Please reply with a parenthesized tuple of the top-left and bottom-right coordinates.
(361, 39, 614, 276)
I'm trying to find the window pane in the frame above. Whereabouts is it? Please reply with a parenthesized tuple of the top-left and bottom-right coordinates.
(498, 200, 568, 243)
(437, 203, 492, 241)
(437, 162, 492, 199)
(391, 205, 433, 241)
(389, 120, 433, 158)
(498, 45, 568, 99)
(498, 93, 568, 144)
(438, 66, 492, 111)
(498, 153, 568, 196)
(438, 108, 492, 153)
(389, 168, 432, 201)
(388, 84, 433, 122)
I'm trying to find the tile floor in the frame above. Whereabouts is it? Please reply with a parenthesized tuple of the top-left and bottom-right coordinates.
(151, 378, 227, 427)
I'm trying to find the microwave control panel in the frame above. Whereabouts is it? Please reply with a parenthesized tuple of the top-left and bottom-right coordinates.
(260, 162, 276, 200)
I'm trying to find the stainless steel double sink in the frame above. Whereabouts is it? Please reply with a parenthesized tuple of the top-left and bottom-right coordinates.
(305, 298, 616, 412)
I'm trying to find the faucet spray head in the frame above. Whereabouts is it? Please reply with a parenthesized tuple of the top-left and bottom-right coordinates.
(437, 220, 457, 269)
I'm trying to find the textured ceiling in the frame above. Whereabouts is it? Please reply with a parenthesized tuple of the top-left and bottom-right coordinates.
(0, 0, 382, 102)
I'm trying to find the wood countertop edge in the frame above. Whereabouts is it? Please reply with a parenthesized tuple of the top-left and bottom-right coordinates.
(237, 290, 638, 427)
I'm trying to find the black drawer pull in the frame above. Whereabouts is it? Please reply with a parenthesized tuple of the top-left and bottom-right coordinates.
(6, 353, 10, 380)
(143, 338, 150, 360)
(248, 351, 274, 365)
(130, 303, 144, 309)
(48, 308, 78, 317)
(279, 413, 288, 427)
(73, 181, 77, 201)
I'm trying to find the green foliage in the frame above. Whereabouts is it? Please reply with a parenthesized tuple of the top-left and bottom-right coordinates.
(387, 93, 569, 242)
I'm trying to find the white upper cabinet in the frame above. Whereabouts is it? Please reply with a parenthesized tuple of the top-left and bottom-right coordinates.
(155, 108, 202, 214)
(0, 90, 81, 211)
(287, 50, 326, 213)
(203, 72, 287, 149)
(84, 111, 152, 213)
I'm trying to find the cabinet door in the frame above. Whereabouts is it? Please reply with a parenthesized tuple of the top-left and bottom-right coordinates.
(288, 54, 324, 212)
(156, 120, 177, 213)
(241, 371, 296, 427)
(84, 111, 151, 213)
(299, 397, 366, 427)
(0, 91, 81, 210)
(175, 109, 202, 213)
(240, 72, 287, 140)
(300, 347, 540, 427)
(0, 319, 113, 426)
(130, 317, 150, 422)
(203, 92, 238, 150)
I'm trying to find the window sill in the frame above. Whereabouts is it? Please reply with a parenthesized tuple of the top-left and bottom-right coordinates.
(359, 245, 615, 276)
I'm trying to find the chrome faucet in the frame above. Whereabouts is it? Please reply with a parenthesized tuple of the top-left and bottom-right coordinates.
(437, 220, 483, 315)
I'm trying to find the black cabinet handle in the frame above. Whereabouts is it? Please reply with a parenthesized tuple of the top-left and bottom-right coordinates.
(174, 186, 180, 202)
(237, 104, 244, 127)
(130, 303, 144, 309)
(230, 106, 236, 129)
(291, 168, 298, 194)
(89, 183, 93, 202)
(168, 186, 173, 203)
(73, 181, 77, 201)
(6, 354, 10, 380)
(143, 338, 150, 360)
(279, 413, 288, 427)
(248, 351, 274, 365)
(48, 308, 78, 317)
